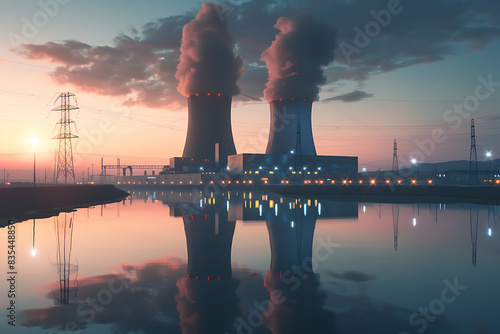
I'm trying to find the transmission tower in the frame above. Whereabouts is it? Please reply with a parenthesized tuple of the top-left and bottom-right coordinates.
(469, 119, 479, 184)
(392, 139, 399, 177)
(52, 92, 79, 184)
(294, 119, 303, 184)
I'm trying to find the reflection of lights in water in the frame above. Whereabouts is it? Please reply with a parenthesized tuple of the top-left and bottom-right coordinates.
(226, 201, 229, 211)
(274, 204, 278, 216)
(31, 249, 36, 257)
(199, 199, 203, 207)
(413, 218, 417, 226)
(289, 202, 292, 210)
(304, 204, 307, 216)
(259, 205, 263, 217)
(363, 205, 366, 213)
(318, 203, 322, 215)
(291, 221, 294, 228)
(488, 228, 492, 237)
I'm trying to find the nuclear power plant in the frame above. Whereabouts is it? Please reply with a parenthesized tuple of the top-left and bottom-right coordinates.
(100, 5, 357, 185)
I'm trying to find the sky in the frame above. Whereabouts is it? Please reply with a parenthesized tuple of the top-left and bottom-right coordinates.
(1, 0, 499, 180)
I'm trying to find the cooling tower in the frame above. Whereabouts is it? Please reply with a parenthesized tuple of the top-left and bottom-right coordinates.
(182, 93, 236, 165)
(266, 99, 316, 155)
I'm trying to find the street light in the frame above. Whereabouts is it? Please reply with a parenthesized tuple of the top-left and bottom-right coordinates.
(485, 151, 493, 183)
(411, 158, 418, 182)
(30, 137, 40, 186)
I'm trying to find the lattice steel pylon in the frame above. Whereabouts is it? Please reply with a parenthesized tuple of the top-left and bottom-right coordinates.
(469, 119, 479, 184)
(392, 139, 399, 177)
(52, 92, 79, 184)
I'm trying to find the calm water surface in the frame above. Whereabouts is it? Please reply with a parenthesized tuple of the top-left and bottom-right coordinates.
(1, 188, 499, 334)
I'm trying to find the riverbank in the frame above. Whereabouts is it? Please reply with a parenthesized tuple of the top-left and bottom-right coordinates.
(0, 184, 129, 226)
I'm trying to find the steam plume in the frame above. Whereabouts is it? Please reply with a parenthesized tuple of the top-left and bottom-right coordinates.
(261, 13, 335, 102)
(176, 2, 244, 97)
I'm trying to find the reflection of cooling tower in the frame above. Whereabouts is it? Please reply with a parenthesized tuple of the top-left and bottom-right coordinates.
(182, 94, 237, 165)
(266, 99, 316, 155)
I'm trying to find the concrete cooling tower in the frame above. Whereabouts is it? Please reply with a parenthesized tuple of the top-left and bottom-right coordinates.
(266, 99, 316, 156)
(182, 93, 237, 166)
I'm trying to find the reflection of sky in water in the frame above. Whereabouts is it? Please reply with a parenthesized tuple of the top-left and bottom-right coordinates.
(0, 189, 499, 333)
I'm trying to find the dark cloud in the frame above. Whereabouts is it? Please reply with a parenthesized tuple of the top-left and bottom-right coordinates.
(323, 90, 374, 103)
(16, 0, 500, 108)
(261, 13, 336, 101)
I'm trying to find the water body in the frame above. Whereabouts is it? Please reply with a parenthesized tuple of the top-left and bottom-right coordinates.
(0, 188, 499, 334)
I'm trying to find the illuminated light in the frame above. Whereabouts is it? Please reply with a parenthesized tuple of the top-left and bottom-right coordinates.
(196, 93, 199, 96)
(200, 181, 203, 184)
(236, 181, 239, 184)
(274, 166, 278, 170)
(349, 180, 352, 184)
(259, 166, 263, 170)
(264, 180, 268, 184)
(411, 158, 417, 164)
(244, 171, 247, 174)
(314, 171, 318, 175)
(227, 201, 230, 211)
(362, 167, 367, 172)
(31, 249, 36, 257)
(386, 180, 390, 184)
(488, 228, 492, 236)
(117, 182, 120, 184)
(228, 181, 231, 184)
(412, 180, 416, 184)
(318, 203, 322, 215)
(359, 180, 363, 184)
(255, 171, 259, 174)
(289, 166, 293, 170)
(249, 171, 252, 174)
(304, 204, 307, 216)
(218, 93, 221, 96)
(291, 221, 294, 228)
(255, 200, 259, 208)
(249, 192, 252, 199)
(218, 276, 221, 280)
(179, 181, 182, 184)
(207, 276, 210, 280)
(331, 180, 335, 184)
(290, 150, 295, 154)
(243, 180, 246, 183)
(269, 199, 274, 207)
(275, 204, 278, 216)
(428, 180, 433, 184)
(249, 180, 252, 184)
(363, 205, 366, 213)
(370, 179, 376, 185)
(413, 218, 417, 226)
(486, 151, 492, 158)
(286, 180, 289, 184)
(222, 181, 225, 184)
(269, 171, 274, 174)
(398, 180, 402, 184)
(200, 199, 203, 207)
(343, 180, 347, 185)
(196, 276, 198, 279)
(289, 202, 292, 210)
(259, 204, 263, 216)
(207, 93, 210, 96)
(496, 180, 500, 184)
